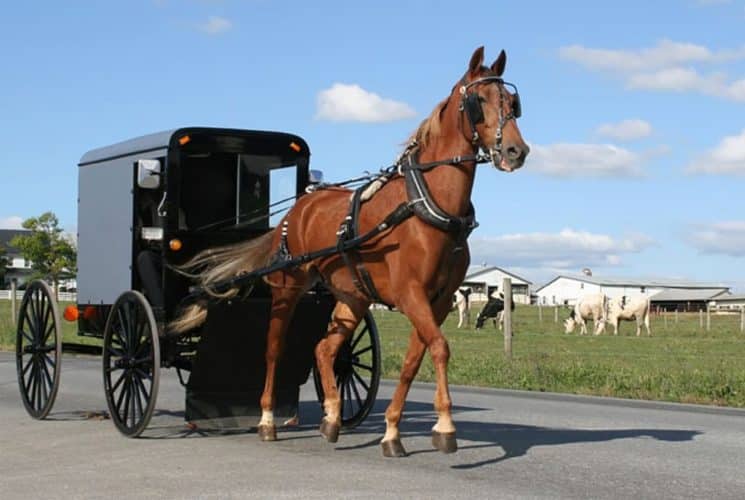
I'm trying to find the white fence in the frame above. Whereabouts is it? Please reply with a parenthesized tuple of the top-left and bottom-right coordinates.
(0, 290, 77, 302)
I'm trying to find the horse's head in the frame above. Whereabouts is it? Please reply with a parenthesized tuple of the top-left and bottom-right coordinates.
(458, 47, 529, 172)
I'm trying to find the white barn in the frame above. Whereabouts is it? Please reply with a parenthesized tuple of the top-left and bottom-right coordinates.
(534, 274, 730, 309)
(462, 265, 532, 304)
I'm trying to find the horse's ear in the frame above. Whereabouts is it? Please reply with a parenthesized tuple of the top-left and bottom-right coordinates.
(491, 50, 507, 77)
(468, 46, 485, 77)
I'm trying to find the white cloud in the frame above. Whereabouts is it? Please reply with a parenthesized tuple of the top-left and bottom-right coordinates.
(197, 16, 232, 35)
(687, 129, 745, 175)
(0, 216, 24, 229)
(626, 68, 745, 101)
(686, 221, 745, 256)
(527, 143, 644, 178)
(596, 119, 653, 141)
(560, 40, 745, 102)
(559, 39, 745, 73)
(469, 229, 655, 271)
(315, 83, 416, 123)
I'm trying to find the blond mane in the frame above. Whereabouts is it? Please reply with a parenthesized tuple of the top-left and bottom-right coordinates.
(406, 96, 449, 150)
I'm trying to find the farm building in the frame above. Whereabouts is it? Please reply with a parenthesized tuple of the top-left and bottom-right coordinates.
(0, 229, 32, 287)
(462, 265, 532, 304)
(649, 288, 731, 312)
(534, 274, 730, 311)
(710, 294, 745, 311)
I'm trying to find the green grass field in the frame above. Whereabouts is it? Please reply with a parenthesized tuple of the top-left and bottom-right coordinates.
(373, 305, 745, 407)
(3, 299, 744, 407)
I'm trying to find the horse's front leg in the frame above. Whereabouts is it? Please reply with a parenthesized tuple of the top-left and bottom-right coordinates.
(314, 299, 367, 443)
(396, 286, 458, 455)
(381, 330, 427, 457)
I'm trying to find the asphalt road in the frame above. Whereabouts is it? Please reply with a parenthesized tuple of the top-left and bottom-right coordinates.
(1, 351, 744, 499)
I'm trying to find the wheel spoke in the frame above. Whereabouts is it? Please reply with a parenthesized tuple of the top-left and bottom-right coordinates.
(134, 370, 152, 401)
(114, 372, 129, 416)
(110, 368, 128, 393)
(352, 344, 373, 357)
(40, 298, 52, 343)
(352, 370, 370, 392)
(116, 309, 129, 351)
(20, 329, 34, 345)
(351, 361, 373, 372)
(106, 346, 125, 358)
(350, 325, 369, 350)
(21, 352, 34, 370)
(349, 375, 364, 408)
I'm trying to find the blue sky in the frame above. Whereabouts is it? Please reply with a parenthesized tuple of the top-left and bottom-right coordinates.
(1, 0, 744, 289)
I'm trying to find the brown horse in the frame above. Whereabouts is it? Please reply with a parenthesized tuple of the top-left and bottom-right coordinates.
(171, 46, 529, 457)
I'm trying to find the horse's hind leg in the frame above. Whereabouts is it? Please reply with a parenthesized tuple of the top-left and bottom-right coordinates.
(314, 299, 369, 443)
(257, 281, 306, 441)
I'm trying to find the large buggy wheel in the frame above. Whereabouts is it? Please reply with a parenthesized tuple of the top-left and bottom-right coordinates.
(313, 311, 380, 429)
(102, 290, 160, 437)
(15, 280, 62, 419)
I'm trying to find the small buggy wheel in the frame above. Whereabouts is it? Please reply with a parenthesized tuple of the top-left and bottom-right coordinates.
(16, 280, 62, 419)
(313, 311, 381, 429)
(102, 290, 160, 437)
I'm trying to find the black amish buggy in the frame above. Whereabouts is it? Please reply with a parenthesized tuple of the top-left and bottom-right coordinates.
(14, 127, 380, 437)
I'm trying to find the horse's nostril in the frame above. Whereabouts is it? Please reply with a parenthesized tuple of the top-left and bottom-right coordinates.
(506, 146, 521, 159)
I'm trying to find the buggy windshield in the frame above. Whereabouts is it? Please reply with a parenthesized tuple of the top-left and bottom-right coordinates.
(179, 151, 296, 232)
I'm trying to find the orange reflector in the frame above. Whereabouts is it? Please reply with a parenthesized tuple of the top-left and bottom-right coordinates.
(83, 306, 96, 320)
(179, 135, 191, 145)
(289, 142, 301, 152)
(169, 238, 183, 251)
(63, 305, 79, 322)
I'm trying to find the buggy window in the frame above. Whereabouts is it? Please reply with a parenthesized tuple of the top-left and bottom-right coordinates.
(179, 152, 295, 231)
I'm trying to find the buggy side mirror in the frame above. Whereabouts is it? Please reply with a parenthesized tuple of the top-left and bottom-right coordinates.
(136, 159, 162, 189)
(309, 169, 324, 184)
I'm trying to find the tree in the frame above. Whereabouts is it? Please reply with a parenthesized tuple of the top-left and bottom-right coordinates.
(0, 244, 7, 286)
(10, 212, 77, 295)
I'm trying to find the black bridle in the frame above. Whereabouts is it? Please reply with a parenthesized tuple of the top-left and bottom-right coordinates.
(458, 76, 522, 168)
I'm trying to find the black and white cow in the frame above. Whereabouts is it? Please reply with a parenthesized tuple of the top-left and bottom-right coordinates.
(475, 293, 515, 330)
(453, 287, 472, 328)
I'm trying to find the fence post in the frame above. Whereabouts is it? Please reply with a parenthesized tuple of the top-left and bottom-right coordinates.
(706, 304, 711, 332)
(675, 309, 678, 324)
(741, 306, 744, 333)
(664, 311, 668, 328)
(699, 309, 703, 330)
(10, 278, 18, 323)
(554, 306, 558, 324)
(502, 278, 512, 360)
(538, 304, 542, 323)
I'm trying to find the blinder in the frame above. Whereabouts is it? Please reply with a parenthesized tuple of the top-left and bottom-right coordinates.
(461, 78, 522, 124)
(464, 93, 485, 124)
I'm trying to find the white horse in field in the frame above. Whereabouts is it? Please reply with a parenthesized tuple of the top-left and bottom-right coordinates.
(564, 293, 608, 335)
(453, 287, 472, 328)
(607, 296, 651, 336)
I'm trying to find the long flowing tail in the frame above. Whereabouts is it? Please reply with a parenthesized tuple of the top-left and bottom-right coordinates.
(168, 230, 276, 334)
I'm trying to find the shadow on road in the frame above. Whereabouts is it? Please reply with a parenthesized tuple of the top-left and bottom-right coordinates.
(39, 396, 702, 466)
(331, 398, 702, 469)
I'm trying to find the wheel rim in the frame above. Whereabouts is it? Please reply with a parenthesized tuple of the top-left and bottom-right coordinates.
(314, 311, 380, 429)
(103, 291, 160, 437)
(16, 280, 62, 419)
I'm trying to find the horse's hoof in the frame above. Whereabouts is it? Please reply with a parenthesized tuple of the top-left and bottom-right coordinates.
(381, 439, 407, 458)
(432, 431, 458, 453)
(257, 424, 277, 442)
(319, 419, 340, 443)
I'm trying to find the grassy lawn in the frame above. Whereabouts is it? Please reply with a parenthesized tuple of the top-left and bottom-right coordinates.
(373, 305, 745, 408)
(3, 298, 745, 407)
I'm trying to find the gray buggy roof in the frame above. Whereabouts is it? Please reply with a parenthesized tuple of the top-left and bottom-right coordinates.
(78, 127, 310, 166)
